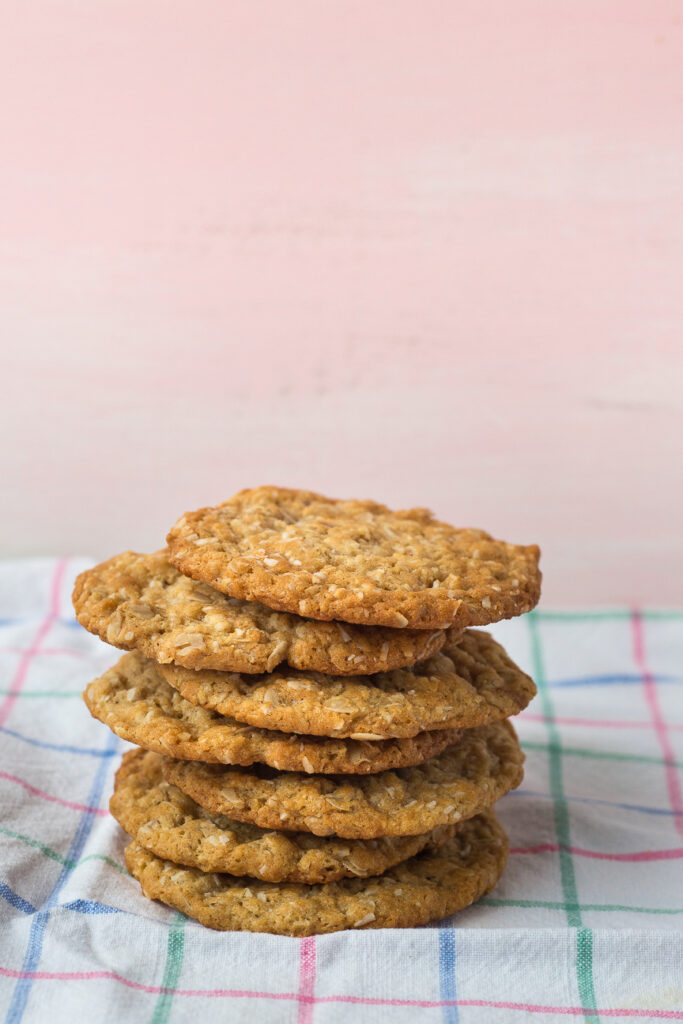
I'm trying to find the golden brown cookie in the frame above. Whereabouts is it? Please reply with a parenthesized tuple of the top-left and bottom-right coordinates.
(162, 720, 523, 838)
(72, 550, 445, 674)
(167, 487, 541, 628)
(112, 748, 456, 883)
(124, 810, 508, 934)
(83, 652, 462, 773)
(158, 628, 535, 739)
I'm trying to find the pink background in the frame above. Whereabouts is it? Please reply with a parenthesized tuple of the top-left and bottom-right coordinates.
(2, 1, 682, 604)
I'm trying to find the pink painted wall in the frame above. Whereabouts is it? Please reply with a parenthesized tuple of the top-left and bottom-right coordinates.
(2, 1, 682, 605)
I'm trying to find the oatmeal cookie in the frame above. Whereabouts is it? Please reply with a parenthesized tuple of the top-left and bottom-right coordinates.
(124, 810, 508, 934)
(73, 550, 445, 674)
(83, 652, 462, 773)
(167, 487, 541, 628)
(112, 748, 456, 883)
(162, 720, 523, 838)
(158, 628, 535, 739)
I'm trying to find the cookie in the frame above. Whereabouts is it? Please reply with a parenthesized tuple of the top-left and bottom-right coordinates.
(166, 487, 541, 628)
(125, 810, 507, 934)
(162, 720, 523, 838)
(73, 551, 446, 675)
(112, 748, 456, 883)
(158, 628, 535, 739)
(83, 652, 462, 773)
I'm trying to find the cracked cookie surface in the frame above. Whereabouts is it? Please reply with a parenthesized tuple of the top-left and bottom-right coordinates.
(167, 487, 541, 628)
(159, 628, 535, 739)
(83, 652, 462, 773)
(112, 748, 456, 883)
(124, 810, 508, 934)
(73, 550, 445, 674)
(162, 720, 523, 838)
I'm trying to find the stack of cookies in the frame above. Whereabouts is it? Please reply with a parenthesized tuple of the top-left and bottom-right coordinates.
(74, 487, 541, 935)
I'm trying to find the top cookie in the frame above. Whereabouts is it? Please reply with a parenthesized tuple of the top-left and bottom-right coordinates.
(166, 487, 541, 629)
(72, 551, 445, 674)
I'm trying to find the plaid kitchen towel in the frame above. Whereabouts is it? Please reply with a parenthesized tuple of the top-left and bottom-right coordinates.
(1, 558, 682, 1023)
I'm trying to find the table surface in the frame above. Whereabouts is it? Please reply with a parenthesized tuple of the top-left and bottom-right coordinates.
(1, 2, 683, 604)
(1, 558, 682, 1022)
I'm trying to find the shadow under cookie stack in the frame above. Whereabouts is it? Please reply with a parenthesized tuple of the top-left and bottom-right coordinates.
(74, 487, 541, 935)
